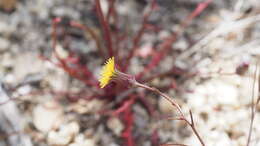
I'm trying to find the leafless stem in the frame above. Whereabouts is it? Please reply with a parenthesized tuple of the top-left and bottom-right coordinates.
(69, 21, 105, 59)
(95, 0, 114, 57)
(246, 64, 259, 146)
(133, 81, 205, 146)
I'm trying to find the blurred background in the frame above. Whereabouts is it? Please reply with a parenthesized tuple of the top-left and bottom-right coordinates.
(0, 0, 260, 146)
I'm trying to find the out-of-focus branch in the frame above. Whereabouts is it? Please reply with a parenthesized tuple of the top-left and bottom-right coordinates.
(95, 0, 114, 57)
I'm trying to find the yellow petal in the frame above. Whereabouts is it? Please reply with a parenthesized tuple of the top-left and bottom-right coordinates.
(99, 57, 116, 88)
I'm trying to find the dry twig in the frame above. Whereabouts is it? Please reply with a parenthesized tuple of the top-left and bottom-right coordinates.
(246, 63, 259, 146)
(133, 81, 205, 146)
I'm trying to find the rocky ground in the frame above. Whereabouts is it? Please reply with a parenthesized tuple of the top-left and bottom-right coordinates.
(0, 0, 260, 146)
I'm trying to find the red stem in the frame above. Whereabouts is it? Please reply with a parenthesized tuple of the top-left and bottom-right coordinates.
(136, 35, 177, 79)
(51, 18, 99, 88)
(137, 0, 212, 79)
(151, 129, 160, 146)
(69, 21, 105, 59)
(113, 97, 135, 116)
(181, 0, 212, 29)
(123, 0, 157, 72)
(106, 0, 121, 59)
(95, 0, 114, 57)
(122, 106, 135, 146)
(106, 0, 116, 21)
(59, 58, 99, 87)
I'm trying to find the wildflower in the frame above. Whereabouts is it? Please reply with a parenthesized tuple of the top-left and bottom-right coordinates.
(99, 57, 116, 88)
(99, 57, 136, 88)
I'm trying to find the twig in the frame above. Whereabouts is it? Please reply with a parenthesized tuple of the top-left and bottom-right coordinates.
(133, 81, 205, 146)
(246, 64, 259, 146)
(134, 82, 183, 116)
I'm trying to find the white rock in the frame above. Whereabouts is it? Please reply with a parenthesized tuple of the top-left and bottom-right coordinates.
(158, 30, 171, 40)
(13, 53, 44, 82)
(52, 6, 80, 19)
(136, 43, 153, 58)
(187, 93, 207, 109)
(188, 79, 238, 107)
(0, 22, 14, 35)
(73, 134, 85, 143)
(45, 66, 69, 92)
(55, 44, 69, 59)
(0, 37, 10, 51)
(47, 122, 80, 146)
(70, 99, 104, 114)
(1, 53, 13, 68)
(107, 117, 124, 136)
(173, 38, 188, 50)
(16, 85, 32, 95)
(59, 122, 80, 138)
(69, 134, 96, 146)
(33, 101, 63, 132)
(48, 130, 71, 146)
(207, 80, 238, 106)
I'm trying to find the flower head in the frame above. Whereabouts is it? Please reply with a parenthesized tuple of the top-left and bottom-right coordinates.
(99, 57, 116, 88)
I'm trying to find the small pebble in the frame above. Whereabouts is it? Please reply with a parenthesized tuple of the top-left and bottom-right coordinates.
(0, 37, 10, 52)
(33, 100, 63, 132)
(47, 122, 80, 146)
(107, 117, 124, 136)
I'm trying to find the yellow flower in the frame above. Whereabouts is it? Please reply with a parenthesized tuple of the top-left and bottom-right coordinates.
(99, 57, 116, 88)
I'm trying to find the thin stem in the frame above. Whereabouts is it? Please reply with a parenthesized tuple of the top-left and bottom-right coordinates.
(106, 0, 116, 21)
(180, 0, 212, 29)
(188, 110, 205, 146)
(50, 18, 99, 87)
(136, 0, 212, 79)
(134, 81, 183, 116)
(133, 81, 205, 146)
(106, 0, 121, 58)
(69, 21, 105, 59)
(123, 0, 157, 72)
(136, 35, 177, 80)
(95, 0, 114, 57)
(246, 64, 258, 146)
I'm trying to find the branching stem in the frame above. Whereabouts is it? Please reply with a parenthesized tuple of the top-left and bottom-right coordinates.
(133, 81, 205, 146)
